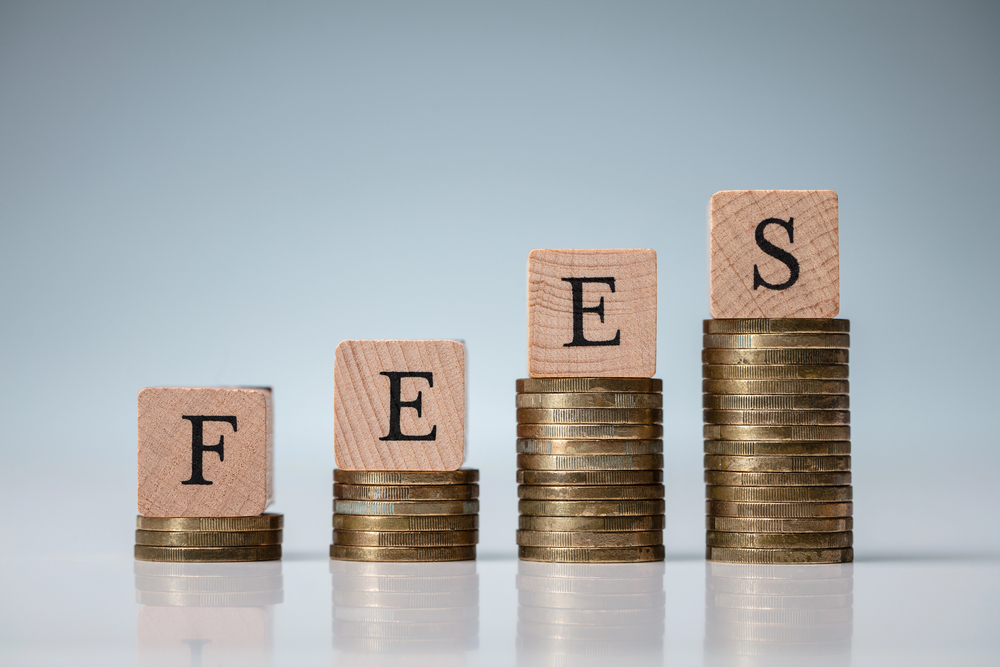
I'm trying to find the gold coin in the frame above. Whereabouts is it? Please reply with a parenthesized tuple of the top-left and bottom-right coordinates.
(705, 454, 850, 472)
(332, 587, 479, 608)
(333, 530, 478, 547)
(135, 529, 282, 547)
(703, 333, 850, 349)
(706, 486, 852, 502)
(518, 484, 664, 500)
(517, 378, 662, 393)
(134, 545, 282, 562)
(703, 364, 848, 380)
(518, 515, 665, 532)
(517, 438, 663, 455)
(704, 424, 850, 441)
(330, 545, 476, 562)
(703, 379, 849, 395)
(333, 514, 478, 531)
(704, 440, 851, 456)
(135, 590, 284, 607)
(517, 453, 663, 471)
(519, 545, 665, 563)
(517, 605, 665, 625)
(705, 621, 853, 643)
(516, 408, 663, 424)
(516, 530, 662, 548)
(704, 410, 850, 426)
(332, 618, 477, 640)
(705, 575, 853, 596)
(333, 500, 479, 515)
(517, 469, 663, 486)
(706, 500, 853, 518)
(706, 546, 853, 564)
(135, 513, 283, 532)
(702, 394, 849, 410)
(704, 319, 850, 334)
(516, 393, 663, 409)
(333, 483, 479, 501)
(707, 531, 853, 549)
(518, 499, 665, 516)
(518, 423, 663, 439)
(705, 471, 851, 486)
(517, 620, 663, 642)
(333, 469, 479, 485)
(706, 516, 853, 533)
(703, 348, 849, 365)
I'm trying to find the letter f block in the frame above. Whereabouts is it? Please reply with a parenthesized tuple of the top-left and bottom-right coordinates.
(334, 340, 466, 471)
(710, 190, 839, 318)
(137, 387, 274, 517)
(527, 249, 657, 378)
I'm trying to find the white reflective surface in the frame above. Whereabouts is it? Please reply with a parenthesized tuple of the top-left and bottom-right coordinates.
(2, 552, 999, 666)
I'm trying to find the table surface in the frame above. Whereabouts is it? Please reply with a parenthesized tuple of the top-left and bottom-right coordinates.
(2, 550, 998, 667)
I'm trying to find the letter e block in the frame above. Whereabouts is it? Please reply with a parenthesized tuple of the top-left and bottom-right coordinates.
(527, 249, 656, 378)
(138, 387, 274, 517)
(710, 190, 839, 318)
(335, 340, 466, 471)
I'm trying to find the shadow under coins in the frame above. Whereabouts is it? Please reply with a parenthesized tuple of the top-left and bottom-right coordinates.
(330, 560, 480, 666)
(516, 560, 666, 667)
(134, 560, 283, 667)
(704, 561, 853, 666)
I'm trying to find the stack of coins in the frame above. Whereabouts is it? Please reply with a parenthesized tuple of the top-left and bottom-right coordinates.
(703, 319, 852, 564)
(134, 514, 284, 562)
(704, 562, 853, 662)
(331, 469, 480, 562)
(517, 561, 665, 662)
(516, 378, 665, 563)
(331, 560, 479, 655)
(134, 560, 284, 607)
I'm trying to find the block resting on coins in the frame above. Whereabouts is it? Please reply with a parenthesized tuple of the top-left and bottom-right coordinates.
(710, 190, 839, 319)
(137, 387, 273, 518)
(334, 340, 466, 471)
(527, 249, 656, 377)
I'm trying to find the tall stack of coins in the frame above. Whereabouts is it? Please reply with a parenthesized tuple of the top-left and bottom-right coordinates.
(331, 469, 480, 562)
(517, 561, 665, 662)
(704, 562, 853, 663)
(134, 514, 284, 562)
(703, 319, 852, 564)
(516, 378, 665, 563)
(331, 560, 479, 656)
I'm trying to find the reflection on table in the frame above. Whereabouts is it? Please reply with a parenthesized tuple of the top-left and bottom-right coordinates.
(704, 562, 853, 666)
(135, 560, 283, 667)
(516, 560, 665, 667)
(330, 560, 479, 666)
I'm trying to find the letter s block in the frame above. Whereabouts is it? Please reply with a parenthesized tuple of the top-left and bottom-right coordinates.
(711, 190, 839, 318)
(334, 340, 466, 471)
(137, 387, 274, 517)
(527, 249, 657, 378)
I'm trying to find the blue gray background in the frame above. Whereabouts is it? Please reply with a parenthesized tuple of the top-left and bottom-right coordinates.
(2, 1, 999, 559)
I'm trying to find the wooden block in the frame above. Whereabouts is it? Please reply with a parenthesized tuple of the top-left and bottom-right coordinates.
(710, 190, 839, 318)
(335, 340, 466, 471)
(527, 249, 656, 378)
(138, 387, 273, 517)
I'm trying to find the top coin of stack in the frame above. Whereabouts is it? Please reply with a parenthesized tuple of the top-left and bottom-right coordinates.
(331, 469, 480, 562)
(516, 377, 666, 563)
(703, 319, 852, 564)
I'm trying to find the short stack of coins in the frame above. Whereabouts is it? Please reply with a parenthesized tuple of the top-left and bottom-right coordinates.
(516, 377, 665, 563)
(703, 318, 852, 564)
(331, 469, 480, 562)
(134, 514, 284, 563)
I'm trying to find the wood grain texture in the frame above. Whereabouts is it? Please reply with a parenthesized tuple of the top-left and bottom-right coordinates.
(710, 190, 839, 318)
(527, 249, 656, 378)
(334, 340, 466, 471)
(138, 387, 273, 517)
